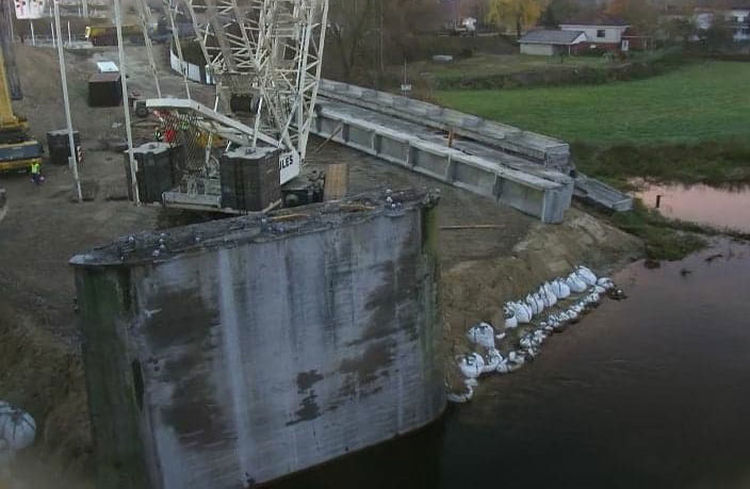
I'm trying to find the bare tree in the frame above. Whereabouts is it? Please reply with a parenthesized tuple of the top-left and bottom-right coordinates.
(327, 0, 377, 77)
(327, 0, 443, 78)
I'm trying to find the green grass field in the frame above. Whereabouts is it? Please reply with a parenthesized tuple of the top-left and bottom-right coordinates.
(436, 61, 750, 144)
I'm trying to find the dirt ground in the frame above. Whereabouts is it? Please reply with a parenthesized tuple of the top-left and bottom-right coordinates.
(1, 43, 643, 486)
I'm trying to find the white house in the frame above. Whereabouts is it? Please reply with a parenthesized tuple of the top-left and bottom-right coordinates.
(727, 5, 750, 41)
(559, 17, 630, 48)
(727, 5, 750, 24)
(519, 29, 587, 56)
(694, 10, 715, 30)
(694, 5, 750, 42)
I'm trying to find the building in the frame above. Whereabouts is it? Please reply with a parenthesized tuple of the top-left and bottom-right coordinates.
(693, 5, 750, 42)
(519, 29, 587, 56)
(560, 16, 630, 51)
(727, 5, 750, 41)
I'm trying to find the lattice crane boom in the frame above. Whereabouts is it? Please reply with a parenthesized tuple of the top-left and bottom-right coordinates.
(127, 0, 329, 211)
(180, 0, 328, 167)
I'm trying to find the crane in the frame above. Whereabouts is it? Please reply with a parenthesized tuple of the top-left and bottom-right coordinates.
(0, 0, 43, 173)
(134, 0, 329, 212)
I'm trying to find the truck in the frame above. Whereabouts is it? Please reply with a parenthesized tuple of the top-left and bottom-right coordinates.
(85, 24, 142, 46)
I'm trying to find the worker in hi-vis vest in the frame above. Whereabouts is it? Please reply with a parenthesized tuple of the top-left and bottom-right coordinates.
(30, 162, 41, 185)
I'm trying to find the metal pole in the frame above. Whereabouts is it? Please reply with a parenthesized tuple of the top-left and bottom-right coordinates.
(53, 0, 83, 202)
(114, 0, 139, 204)
(67, 20, 71, 45)
(204, 93, 219, 165)
(163, 0, 190, 99)
(379, 0, 384, 72)
(135, 0, 161, 97)
(30, 20, 35, 46)
(50, 21, 55, 47)
(82, 0, 88, 18)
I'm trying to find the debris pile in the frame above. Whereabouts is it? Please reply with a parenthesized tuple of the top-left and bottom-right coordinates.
(448, 266, 623, 403)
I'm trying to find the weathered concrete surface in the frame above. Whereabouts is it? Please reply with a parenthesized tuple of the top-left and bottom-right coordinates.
(70, 189, 445, 489)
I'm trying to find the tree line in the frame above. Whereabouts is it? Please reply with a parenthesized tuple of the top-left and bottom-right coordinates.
(327, 0, 741, 77)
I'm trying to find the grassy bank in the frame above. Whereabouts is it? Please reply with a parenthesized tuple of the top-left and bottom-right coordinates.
(597, 201, 708, 260)
(573, 140, 750, 189)
(436, 60, 750, 259)
(436, 61, 750, 144)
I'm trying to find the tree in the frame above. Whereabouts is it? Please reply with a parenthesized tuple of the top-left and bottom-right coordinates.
(327, 0, 379, 78)
(539, 0, 580, 28)
(487, 0, 543, 39)
(327, 0, 443, 78)
(661, 17, 697, 43)
(382, 0, 444, 57)
(699, 16, 734, 49)
(606, 0, 659, 34)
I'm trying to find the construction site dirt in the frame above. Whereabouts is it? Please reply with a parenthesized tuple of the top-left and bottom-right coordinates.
(0, 44, 642, 487)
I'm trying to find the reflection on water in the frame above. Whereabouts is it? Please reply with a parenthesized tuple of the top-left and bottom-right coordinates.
(634, 183, 750, 233)
(269, 239, 750, 489)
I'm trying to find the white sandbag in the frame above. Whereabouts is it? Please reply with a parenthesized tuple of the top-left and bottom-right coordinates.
(510, 301, 532, 324)
(597, 277, 615, 290)
(482, 348, 503, 373)
(576, 266, 598, 286)
(446, 381, 475, 403)
(0, 402, 36, 452)
(466, 322, 496, 349)
(525, 294, 540, 316)
(552, 278, 571, 299)
(541, 283, 558, 307)
(457, 353, 484, 379)
(566, 273, 588, 293)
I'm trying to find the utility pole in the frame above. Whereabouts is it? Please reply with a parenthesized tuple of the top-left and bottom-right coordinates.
(379, 0, 384, 73)
(114, 0, 139, 204)
(53, 0, 83, 202)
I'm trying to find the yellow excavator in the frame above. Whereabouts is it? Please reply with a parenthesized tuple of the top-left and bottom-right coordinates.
(0, 10, 42, 173)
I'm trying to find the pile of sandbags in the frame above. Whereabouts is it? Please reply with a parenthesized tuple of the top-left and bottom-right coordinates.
(448, 266, 621, 403)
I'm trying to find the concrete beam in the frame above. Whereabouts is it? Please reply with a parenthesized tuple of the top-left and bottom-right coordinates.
(313, 104, 573, 224)
(318, 79, 571, 170)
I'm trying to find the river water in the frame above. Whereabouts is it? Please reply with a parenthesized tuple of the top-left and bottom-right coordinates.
(271, 238, 750, 489)
(634, 183, 750, 233)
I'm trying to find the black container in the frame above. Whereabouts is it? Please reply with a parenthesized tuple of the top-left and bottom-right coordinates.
(46, 130, 81, 166)
(124, 143, 177, 204)
(88, 73, 122, 107)
(220, 147, 281, 211)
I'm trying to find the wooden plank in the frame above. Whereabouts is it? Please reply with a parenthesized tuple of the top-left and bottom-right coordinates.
(440, 225, 504, 230)
(324, 163, 348, 201)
